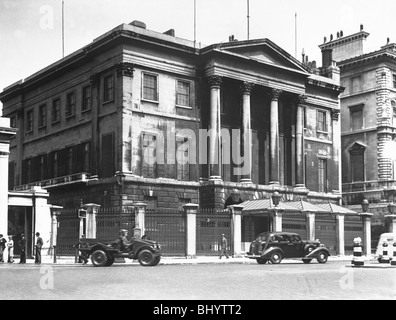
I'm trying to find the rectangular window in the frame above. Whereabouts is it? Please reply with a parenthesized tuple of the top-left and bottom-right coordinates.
(176, 81, 190, 107)
(38, 154, 46, 181)
(350, 107, 363, 131)
(318, 158, 328, 193)
(317, 110, 327, 132)
(38, 104, 47, 128)
(351, 152, 364, 182)
(26, 109, 34, 132)
(66, 92, 76, 118)
(66, 146, 74, 175)
(50, 151, 58, 178)
(103, 74, 114, 102)
(52, 98, 61, 123)
(393, 74, 396, 89)
(82, 85, 92, 111)
(143, 73, 158, 101)
(176, 138, 190, 181)
(10, 116, 16, 128)
(83, 142, 90, 172)
(142, 133, 157, 178)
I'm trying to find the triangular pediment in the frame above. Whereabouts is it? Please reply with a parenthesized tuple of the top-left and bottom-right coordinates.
(217, 39, 308, 73)
(348, 141, 367, 152)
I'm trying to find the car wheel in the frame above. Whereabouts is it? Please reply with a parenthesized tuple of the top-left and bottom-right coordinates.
(256, 258, 267, 264)
(91, 250, 108, 267)
(138, 249, 156, 266)
(152, 256, 161, 266)
(302, 258, 312, 264)
(269, 251, 282, 264)
(105, 255, 114, 266)
(316, 251, 328, 264)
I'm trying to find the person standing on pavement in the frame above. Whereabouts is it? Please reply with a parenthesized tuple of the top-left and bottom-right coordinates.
(0, 235, 6, 262)
(7, 236, 14, 263)
(18, 234, 26, 264)
(219, 234, 229, 259)
(74, 234, 89, 264)
(35, 232, 43, 265)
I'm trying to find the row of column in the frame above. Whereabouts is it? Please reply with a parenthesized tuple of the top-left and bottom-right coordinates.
(207, 75, 306, 186)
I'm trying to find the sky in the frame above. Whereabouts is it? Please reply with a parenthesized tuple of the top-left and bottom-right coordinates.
(1, 0, 396, 112)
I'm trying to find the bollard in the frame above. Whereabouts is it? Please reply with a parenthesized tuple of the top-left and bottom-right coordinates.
(391, 242, 396, 266)
(351, 237, 364, 267)
(381, 241, 390, 263)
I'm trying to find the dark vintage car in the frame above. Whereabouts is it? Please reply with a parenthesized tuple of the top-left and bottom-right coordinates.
(79, 237, 162, 267)
(245, 232, 330, 264)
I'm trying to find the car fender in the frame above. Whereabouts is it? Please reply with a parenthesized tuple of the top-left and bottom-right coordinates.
(261, 246, 284, 258)
(130, 245, 162, 259)
(305, 247, 330, 259)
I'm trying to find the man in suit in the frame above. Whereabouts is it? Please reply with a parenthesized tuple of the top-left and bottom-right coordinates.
(219, 234, 229, 259)
(35, 232, 43, 265)
(18, 234, 26, 264)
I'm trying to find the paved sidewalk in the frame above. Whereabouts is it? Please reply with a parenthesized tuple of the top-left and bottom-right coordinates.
(7, 253, 378, 266)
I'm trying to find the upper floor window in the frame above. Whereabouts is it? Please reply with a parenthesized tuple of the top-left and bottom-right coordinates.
(350, 105, 363, 131)
(38, 104, 47, 128)
(317, 110, 327, 132)
(176, 137, 190, 181)
(26, 109, 34, 132)
(142, 133, 157, 178)
(176, 80, 190, 107)
(10, 116, 16, 128)
(143, 73, 158, 101)
(103, 74, 114, 102)
(348, 142, 366, 182)
(318, 158, 328, 193)
(393, 74, 396, 89)
(52, 98, 61, 123)
(82, 85, 92, 111)
(66, 92, 76, 118)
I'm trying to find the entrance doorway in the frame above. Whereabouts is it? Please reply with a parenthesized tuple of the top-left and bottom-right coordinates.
(8, 206, 33, 258)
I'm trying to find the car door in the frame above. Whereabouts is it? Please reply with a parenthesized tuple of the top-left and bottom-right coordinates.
(288, 235, 305, 257)
(277, 234, 294, 258)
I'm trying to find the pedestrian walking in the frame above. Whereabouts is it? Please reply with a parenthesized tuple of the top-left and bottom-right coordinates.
(74, 234, 89, 264)
(18, 234, 26, 264)
(35, 232, 43, 265)
(219, 234, 229, 259)
(0, 234, 6, 262)
(7, 236, 14, 263)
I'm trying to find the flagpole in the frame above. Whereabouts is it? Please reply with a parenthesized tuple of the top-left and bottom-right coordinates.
(247, 0, 250, 40)
(62, 0, 65, 58)
(194, 0, 196, 47)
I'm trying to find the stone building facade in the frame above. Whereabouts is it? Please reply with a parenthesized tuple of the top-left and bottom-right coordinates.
(1, 21, 347, 246)
(320, 25, 396, 238)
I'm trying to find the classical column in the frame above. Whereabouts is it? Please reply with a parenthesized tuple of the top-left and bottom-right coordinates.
(336, 213, 345, 256)
(229, 204, 244, 257)
(269, 89, 282, 185)
(183, 203, 199, 258)
(240, 82, 254, 183)
(295, 95, 306, 188)
(207, 75, 222, 180)
(0, 118, 17, 263)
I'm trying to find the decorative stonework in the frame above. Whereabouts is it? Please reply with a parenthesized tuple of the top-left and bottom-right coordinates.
(296, 94, 307, 105)
(240, 82, 254, 95)
(269, 88, 282, 101)
(331, 109, 340, 121)
(116, 62, 135, 78)
(207, 75, 222, 88)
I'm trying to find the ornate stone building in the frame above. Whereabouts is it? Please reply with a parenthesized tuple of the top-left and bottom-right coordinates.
(1, 21, 349, 250)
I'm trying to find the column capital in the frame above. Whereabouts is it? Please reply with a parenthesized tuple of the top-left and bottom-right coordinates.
(331, 109, 340, 121)
(269, 88, 282, 101)
(296, 94, 307, 105)
(240, 82, 255, 95)
(228, 204, 244, 215)
(207, 75, 222, 88)
(116, 62, 135, 77)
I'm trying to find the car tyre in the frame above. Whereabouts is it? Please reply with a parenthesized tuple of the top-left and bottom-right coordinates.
(91, 250, 108, 267)
(269, 251, 282, 264)
(302, 258, 312, 264)
(256, 258, 267, 264)
(152, 256, 161, 266)
(105, 255, 115, 266)
(138, 249, 156, 266)
(316, 251, 328, 264)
